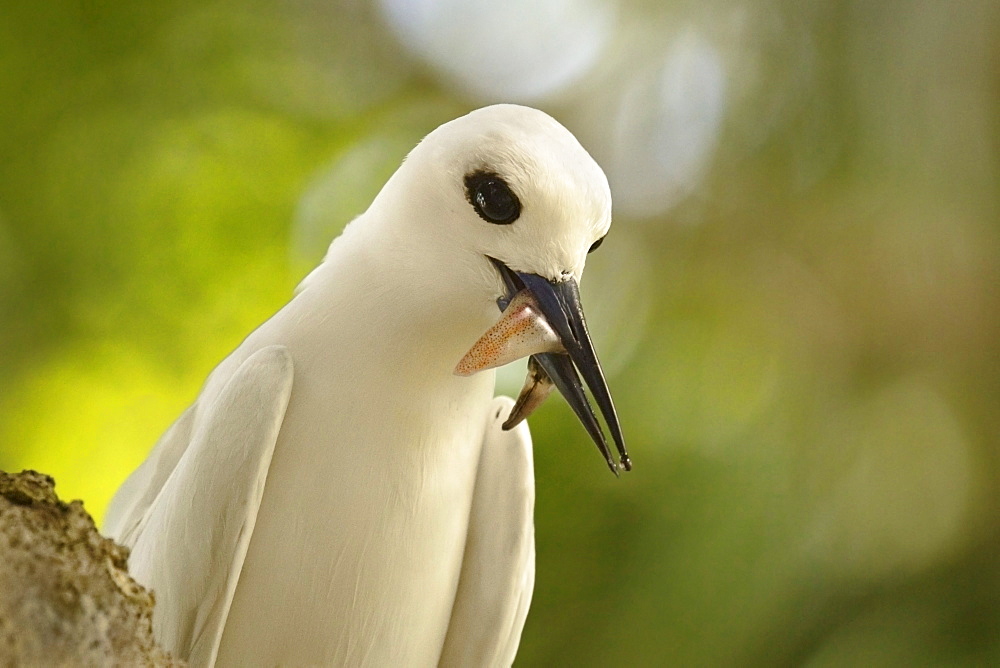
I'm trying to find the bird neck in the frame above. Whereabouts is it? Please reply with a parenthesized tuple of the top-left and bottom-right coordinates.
(302, 216, 499, 390)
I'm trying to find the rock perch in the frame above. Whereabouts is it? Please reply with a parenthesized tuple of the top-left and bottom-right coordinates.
(0, 469, 180, 666)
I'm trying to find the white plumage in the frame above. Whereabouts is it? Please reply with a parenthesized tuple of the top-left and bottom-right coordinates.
(104, 104, 626, 667)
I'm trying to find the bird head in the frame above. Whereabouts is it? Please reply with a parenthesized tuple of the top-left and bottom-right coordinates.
(367, 104, 629, 474)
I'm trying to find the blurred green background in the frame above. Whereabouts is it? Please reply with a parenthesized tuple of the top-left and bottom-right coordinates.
(2, 0, 999, 664)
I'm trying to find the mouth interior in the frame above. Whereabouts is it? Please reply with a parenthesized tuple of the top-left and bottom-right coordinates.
(490, 257, 524, 310)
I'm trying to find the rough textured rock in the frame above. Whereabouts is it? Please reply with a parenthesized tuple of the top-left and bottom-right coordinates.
(0, 469, 181, 666)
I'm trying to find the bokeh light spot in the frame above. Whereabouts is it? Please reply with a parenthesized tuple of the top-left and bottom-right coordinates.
(378, 0, 615, 103)
(806, 379, 980, 581)
(608, 29, 726, 219)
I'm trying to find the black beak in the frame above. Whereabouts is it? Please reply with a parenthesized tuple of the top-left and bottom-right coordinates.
(490, 257, 631, 475)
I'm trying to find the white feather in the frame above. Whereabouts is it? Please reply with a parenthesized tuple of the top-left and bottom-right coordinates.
(104, 104, 611, 667)
(440, 396, 536, 667)
(107, 345, 293, 665)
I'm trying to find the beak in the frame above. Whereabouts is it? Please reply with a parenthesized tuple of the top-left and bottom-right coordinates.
(455, 257, 631, 475)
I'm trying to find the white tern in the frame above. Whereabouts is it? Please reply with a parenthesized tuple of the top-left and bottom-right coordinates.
(104, 104, 629, 667)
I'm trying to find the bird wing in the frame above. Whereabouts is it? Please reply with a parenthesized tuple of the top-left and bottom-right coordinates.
(439, 395, 536, 668)
(103, 403, 197, 546)
(105, 345, 294, 666)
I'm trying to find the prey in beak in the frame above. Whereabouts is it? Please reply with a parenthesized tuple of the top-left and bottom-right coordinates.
(455, 257, 631, 475)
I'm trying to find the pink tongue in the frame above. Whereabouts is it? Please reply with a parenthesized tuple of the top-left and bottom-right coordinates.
(454, 290, 565, 376)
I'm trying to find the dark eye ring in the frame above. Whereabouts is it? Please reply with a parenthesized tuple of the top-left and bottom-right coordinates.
(588, 235, 606, 253)
(465, 171, 521, 225)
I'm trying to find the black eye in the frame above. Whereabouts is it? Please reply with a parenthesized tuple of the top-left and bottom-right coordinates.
(588, 235, 606, 253)
(465, 171, 521, 225)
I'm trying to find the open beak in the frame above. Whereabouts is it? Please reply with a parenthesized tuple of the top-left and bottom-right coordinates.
(455, 257, 631, 475)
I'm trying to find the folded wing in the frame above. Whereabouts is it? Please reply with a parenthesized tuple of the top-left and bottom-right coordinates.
(439, 395, 536, 667)
(104, 345, 294, 666)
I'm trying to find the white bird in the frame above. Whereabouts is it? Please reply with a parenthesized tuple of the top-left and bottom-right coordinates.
(103, 104, 630, 667)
